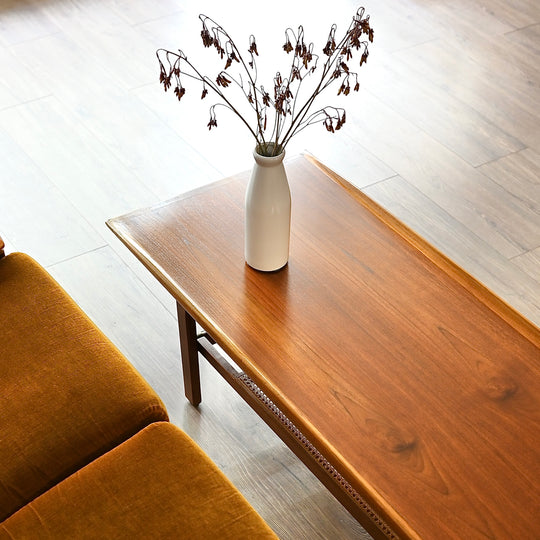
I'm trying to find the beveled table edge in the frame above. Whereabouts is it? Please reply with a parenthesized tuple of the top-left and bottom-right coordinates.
(305, 153, 540, 348)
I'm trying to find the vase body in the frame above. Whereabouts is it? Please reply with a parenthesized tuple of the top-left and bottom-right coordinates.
(245, 147, 291, 271)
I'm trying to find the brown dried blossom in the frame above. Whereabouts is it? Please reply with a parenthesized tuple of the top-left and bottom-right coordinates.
(249, 36, 258, 56)
(323, 25, 337, 56)
(201, 27, 213, 48)
(283, 37, 293, 54)
(174, 86, 185, 100)
(216, 73, 231, 87)
(207, 107, 218, 130)
(156, 8, 373, 156)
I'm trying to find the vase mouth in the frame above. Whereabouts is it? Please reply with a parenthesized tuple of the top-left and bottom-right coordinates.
(253, 143, 285, 167)
(254, 142, 284, 158)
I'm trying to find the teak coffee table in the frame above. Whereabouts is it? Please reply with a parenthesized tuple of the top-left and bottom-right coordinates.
(107, 155, 540, 539)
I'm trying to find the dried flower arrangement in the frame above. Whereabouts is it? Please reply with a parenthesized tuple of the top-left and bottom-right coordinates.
(156, 7, 373, 157)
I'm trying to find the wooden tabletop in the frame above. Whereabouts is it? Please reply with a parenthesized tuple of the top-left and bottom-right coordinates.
(107, 155, 540, 539)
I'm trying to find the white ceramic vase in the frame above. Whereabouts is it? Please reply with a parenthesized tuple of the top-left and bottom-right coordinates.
(245, 145, 291, 272)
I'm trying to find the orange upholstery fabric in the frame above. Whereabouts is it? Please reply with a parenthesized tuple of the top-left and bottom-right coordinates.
(0, 253, 168, 521)
(0, 422, 278, 539)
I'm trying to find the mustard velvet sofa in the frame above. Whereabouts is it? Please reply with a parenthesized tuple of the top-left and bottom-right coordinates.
(0, 238, 277, 539)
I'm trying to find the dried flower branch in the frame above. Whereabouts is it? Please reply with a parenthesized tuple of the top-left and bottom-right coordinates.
(156, 8, 373, 157)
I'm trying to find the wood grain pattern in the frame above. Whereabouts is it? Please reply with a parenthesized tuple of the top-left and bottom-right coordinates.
(393, 37, 540, 152)
(108, 155, 540, 540)
(505, 22, 540, 55)
(364, 52, 525, 167)
(512, 247, 540, 282)
(466, 0, 540, 28)
(0, 96, 160, 228)
(0, 130, 105, 266)
(478, 148, 540, 214)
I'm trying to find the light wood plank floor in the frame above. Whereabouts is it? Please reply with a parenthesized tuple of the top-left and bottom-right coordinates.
(1, 0, 538, 538)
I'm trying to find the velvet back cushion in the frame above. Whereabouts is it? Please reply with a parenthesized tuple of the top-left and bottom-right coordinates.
(0, 253, 168, 520)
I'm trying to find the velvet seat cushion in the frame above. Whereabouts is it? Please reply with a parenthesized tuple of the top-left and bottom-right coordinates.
(0, 253, 168, 521)
(0, 422, 278, 539)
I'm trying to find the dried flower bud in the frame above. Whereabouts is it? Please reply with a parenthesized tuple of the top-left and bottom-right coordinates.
(201, 88, 208, 99)
(201, 27, 213, 48)
(336, 112, 346, 129)
(159, 70, 172, 91)
(323, 41, 334, 56)
(360, 50, 369, 66)
(249, 36, 258, 56)
(216, 73, 231, 87)
(274, 93, 285, 115)
(337, 80, 351, 96)
(283, 39, 293, 53)
(302, 50, 313, 69)
(323, 25, 337, 56)
(174, 86, 186, 100)
(342, 46, 353, 61)
(207, 107, 218, 130)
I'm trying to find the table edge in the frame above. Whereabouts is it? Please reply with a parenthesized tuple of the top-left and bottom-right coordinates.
(305, 154, 540, 348)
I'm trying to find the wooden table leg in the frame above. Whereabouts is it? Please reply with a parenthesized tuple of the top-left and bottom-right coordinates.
(176, 302, 201, 406)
